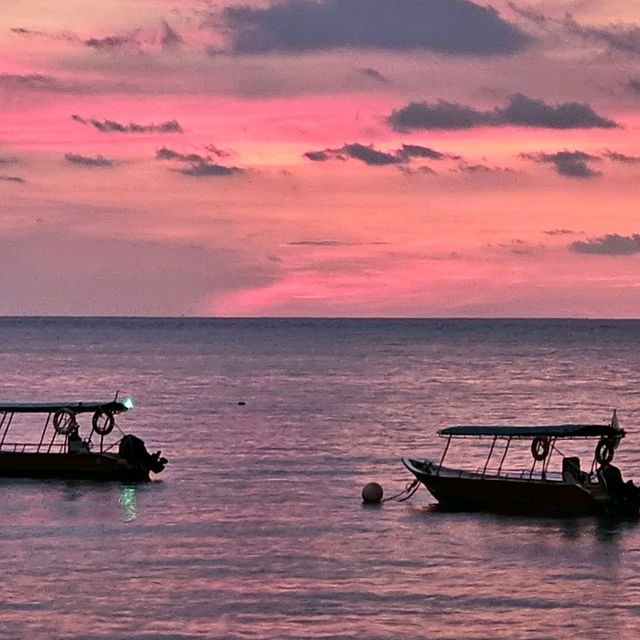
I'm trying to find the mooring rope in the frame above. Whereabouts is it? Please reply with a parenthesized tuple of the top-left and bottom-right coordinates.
(381, 478, 421, 503)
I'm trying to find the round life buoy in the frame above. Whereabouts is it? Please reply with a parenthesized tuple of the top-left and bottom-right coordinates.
(595, 438, 615, 465)
(53, 409, 77, 435)
(531, 436, 550, 461)
(92, 409, 114, 436)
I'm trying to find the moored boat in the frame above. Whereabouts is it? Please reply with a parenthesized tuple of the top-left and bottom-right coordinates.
(0, 397, 167, 481)
(402, 412, 639, 517)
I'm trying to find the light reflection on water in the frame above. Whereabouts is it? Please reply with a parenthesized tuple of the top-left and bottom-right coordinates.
(118, 485, 137, 522)
(0, 318, 640, 638)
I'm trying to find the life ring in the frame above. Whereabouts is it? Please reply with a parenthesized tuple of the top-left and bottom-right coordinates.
(595, 439, 615, 465)
(53, 409, 77, 435)
(531, 436, 550, 461)
(92, 409, 114, 436)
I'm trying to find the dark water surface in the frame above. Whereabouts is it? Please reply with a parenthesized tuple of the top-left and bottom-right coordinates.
(1, 318, 640, 639)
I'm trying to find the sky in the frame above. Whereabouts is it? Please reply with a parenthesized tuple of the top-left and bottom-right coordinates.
(1, 0, 640, 317)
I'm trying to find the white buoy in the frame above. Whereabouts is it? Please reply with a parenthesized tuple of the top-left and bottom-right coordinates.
(362, 482, 384, 504)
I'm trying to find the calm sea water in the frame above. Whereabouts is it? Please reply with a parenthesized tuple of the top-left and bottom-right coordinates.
(1, 317, 640, 640)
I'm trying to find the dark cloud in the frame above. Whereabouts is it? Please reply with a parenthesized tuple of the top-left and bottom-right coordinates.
(629, 79, 640, 95)
(289, 240, 354, 246)
(303, 150, 343, 162)
(570, 234, 640, 255)
(400, 143, 457, 160)
(398, 165, 437, 175)
(359, 67, 388, 83)
(10, 27, 45, 36)
(13, 22, 183, 53)
(604, 150, 640, 164)
(544, 229, 579, 236)
(456, 161, 512, 174)
(161, 21, 183, 48)
(497, 239, 538, 255)
(342, 143, 403, 166)
(179, 162, 243, 177)
(0, 73, 58, 91)
(64, 153, 114, 167)
(84, 34, 137, 50)
(500, 93, 616, 129)
(388, 93, 617, 131)
(218, 0, 529, 55)
(506, 2, 547, 27)
(72, 115, 183, 134)
(389, 100, 486, 130)
(156, 147, 243, 177)
(564, 16, 640, 55)
(303, 142, 457, 166)
(288, 240, 389, 246)
(0, 175, 25, 184)
(156, 147, 206, 163)
(11, 27, 77, 42)
(521, 150, 601, 178)
(204, 144, 231, 159)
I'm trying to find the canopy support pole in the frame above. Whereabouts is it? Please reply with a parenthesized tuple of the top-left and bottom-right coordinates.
(37, 413, 52, 453)
(497, 437, 511, 476)
(0, 412, 13, 450)
(437, 436, 451, 475)
(482, 436, 497, 478)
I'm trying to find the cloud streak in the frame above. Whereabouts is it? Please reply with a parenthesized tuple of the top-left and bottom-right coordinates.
(64, 153, 114, 167)
(520, 150, 601, 178)
(155, 147, 244, 177)
(303, 142, 458, 166)
(217, 0, 529, 55)
(570, 234, 640, 255)
(564, 16, 640, 55)
(72, 115, 183, 134)
(388, 93, 617, 131)
(0, 73, 60, 91)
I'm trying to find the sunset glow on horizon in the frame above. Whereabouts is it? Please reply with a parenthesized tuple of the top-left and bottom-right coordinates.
(2, 0, 640, 317)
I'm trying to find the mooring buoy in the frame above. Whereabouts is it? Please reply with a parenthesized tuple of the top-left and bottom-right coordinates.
(362, 482, 384, 504)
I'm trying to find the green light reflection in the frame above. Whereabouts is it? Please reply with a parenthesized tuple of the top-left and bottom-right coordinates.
(118, 485, 138, 522)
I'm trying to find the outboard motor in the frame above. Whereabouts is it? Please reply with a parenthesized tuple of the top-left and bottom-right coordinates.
(599, 463, 640, 516)
(119, 434, 168, 475)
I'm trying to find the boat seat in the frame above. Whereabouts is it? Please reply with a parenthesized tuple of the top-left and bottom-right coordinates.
(562, 457, 585, 484)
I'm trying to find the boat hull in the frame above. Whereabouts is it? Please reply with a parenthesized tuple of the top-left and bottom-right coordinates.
(0, 452, 150, 482)
(402, 458, 637, 517)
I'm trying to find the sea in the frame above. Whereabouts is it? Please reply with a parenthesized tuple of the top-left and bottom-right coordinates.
(1, 317, 640, 640)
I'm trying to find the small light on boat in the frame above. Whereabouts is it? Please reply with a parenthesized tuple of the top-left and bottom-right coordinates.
(362, 482, 384, 504)
(122, 396, 135, 410)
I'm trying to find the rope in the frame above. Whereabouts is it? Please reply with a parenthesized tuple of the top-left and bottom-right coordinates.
(381, 478, 421, 503)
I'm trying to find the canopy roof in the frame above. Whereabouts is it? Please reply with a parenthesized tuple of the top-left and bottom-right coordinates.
(0, 400, 131, 414)
(438, 424, 623, 439)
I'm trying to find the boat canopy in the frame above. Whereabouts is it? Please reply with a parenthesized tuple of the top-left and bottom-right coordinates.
(0, 400, 132, 414)
(438, 424, 623, 439)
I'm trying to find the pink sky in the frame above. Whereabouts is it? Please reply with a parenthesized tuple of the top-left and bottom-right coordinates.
(1, 0, 640, 316)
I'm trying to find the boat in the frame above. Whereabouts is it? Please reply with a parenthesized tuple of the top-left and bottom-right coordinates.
(0, 396, 167, 481)
(402, 412, 640, 517)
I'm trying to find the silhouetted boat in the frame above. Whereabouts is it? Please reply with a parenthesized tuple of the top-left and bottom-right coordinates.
(402, 412, 639, 517)
(0, 397, 167, 481)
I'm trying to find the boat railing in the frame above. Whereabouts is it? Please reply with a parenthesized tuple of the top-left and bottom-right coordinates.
(0, 441, 67, 454)
(457, 466, 566, 482)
